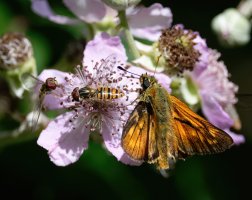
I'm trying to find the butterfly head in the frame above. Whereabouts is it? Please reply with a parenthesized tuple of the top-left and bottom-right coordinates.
(140, 74, 157, 90)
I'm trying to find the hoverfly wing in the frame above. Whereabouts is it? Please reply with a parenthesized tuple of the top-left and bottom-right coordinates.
(22, 73, 60, 133)
(170, 95, 233, 158)
(21, 73, 44, 91)
(30, 95, 44, 133)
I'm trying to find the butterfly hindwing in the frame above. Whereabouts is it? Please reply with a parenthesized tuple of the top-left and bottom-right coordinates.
(170, 95, 233, 157)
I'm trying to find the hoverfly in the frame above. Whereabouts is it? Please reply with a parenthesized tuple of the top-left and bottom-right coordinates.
(119, 68, 233, 170)
(22, 73, 60, 132)
(71, 86, 125, 102)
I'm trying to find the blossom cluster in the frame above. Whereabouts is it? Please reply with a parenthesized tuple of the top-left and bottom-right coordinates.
(20, 0, 245, 166)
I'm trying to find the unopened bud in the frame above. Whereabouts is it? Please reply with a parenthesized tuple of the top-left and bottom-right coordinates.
(0, 32, 37, 98)
(211, 8, 251, 47)
(0, 32, 33, 70)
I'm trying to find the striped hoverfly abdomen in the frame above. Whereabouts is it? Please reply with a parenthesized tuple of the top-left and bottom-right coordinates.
(71, 86, 125, 101)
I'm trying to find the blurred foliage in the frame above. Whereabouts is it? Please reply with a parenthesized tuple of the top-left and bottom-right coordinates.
(0, 0, 251, 200)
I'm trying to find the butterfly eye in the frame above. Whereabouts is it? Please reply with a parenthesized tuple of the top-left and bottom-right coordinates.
(142, 78, 150, 90)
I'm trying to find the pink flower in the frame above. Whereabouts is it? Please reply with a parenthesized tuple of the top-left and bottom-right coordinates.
(166, 25, 245, 145)
(37, 33, 172, 166)
(37, 33, 137, 166)
(156, 24, 209, 74)
(188, 49, 245, 144)
(31, 0, 172, 41)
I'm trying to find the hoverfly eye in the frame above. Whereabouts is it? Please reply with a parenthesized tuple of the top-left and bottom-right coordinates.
(45, 78, 57, 90)
(71, 87, 80, 101)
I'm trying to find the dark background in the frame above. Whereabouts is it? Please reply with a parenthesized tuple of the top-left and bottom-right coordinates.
(0, 1, 251, 199)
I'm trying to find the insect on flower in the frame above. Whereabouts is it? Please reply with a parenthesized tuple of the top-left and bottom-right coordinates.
(67, 55, 129, 111)
(22, 73, 60, 132)
(119, 67, 234, 170)
(71, 86, 125, 102)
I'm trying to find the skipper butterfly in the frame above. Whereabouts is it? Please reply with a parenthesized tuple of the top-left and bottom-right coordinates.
(121, 73, 233, 169)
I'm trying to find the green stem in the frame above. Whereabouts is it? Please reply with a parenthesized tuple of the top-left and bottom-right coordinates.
(118, 10, 140, 61)
(86, 23, 95, 41)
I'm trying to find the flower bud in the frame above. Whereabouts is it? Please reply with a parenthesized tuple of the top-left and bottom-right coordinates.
(211, 8, 251, 47)
(0, 32, 37, 98)
(0, 32, 33, 70)
(102, 0, 141, 11)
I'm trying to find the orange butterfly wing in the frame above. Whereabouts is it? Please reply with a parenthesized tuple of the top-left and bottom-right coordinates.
(121, 101, 159, 162)
(170, 95, 234, 158)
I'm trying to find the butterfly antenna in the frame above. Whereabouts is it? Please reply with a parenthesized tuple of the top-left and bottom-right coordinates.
(117, 66, 140, 78)
(154, 54, 162, 75)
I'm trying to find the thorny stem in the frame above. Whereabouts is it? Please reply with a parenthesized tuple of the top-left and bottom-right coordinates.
(118, 10, 140, 61)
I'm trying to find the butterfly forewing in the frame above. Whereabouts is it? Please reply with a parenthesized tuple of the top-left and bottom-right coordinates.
(122, 102, 159, 162)
(122, 102, 149, 161)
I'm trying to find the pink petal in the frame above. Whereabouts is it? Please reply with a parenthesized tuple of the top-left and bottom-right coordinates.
(127, 3, 173, 41)
(201, 92, 234, 129)
(225, 129, 245, 145)
(193, 35, 210, 72)
(37, 69, 72, 110)
(37, 111, 90, 166)
(31, 0, 80, 24)
(83, 32, 127, 71)
(63, 0, 107, 23)
(101, 118, 142, 166)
